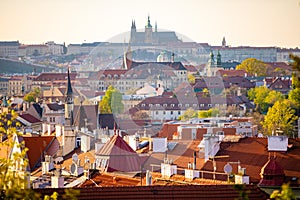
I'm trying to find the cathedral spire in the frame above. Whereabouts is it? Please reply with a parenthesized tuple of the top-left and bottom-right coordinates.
(216, 50, 222, 67)
(65, 66, 74, 125)
(146, 15, 152, 28)
(66, 66, 73, 97)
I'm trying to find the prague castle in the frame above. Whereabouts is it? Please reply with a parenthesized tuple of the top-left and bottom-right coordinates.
(130, 16, 181, 44)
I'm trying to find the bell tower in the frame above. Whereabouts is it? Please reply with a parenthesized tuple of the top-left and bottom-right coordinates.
(145, 15, 153, 43)
(61, 67, 76, 156)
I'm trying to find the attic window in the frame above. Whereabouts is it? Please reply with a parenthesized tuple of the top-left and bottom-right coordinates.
(171, 104, 175, 107)
(141, 104, 145, 107)
(149, 104, 153, 107)
(163, 104, 167, 107)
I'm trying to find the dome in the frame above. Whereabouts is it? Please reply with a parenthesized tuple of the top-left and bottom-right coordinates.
(157, 51, 169, 62)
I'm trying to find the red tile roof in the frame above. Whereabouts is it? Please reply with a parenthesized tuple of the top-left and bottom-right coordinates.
(95, 134, 142, 172)
(18, 113, 41, 124)
(22, 135, 58, 171)
(201, 138, 300, 184)
(34, 184, 269, 199)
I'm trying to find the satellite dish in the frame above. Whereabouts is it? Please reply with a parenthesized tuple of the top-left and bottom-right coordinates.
(72, 153, 78, 162)
(54, 156, 64, 164)
(224, 163, 232, 174)
(70, 163, 76, 174)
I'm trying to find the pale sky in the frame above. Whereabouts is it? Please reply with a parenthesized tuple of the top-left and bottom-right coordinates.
(1, 0, 300, 48)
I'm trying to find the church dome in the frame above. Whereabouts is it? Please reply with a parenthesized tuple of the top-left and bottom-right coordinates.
(157, 51, 169, 62)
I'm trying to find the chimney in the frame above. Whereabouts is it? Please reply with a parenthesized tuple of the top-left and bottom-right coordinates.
(146, 170, 152, 186)
(51, 169, 64, 188)
(171, 53, 175, 63)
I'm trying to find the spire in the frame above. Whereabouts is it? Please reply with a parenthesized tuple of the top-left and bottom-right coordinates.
(66, 67, 73, 97)
(146, 15, 152, 28)
(216, 50, 222, 67)
(222, 37, 226, 48)
(208, 50, 215, 66)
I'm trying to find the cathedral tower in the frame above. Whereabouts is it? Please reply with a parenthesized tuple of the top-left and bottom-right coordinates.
(130, 20, 136, 43)
(144, 15, 153, 43)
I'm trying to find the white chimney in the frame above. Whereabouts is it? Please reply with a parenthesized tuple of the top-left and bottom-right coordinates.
(161, 161, 177, 178)
(146, 170, 152, 186)
(51, 176, 64, 188)
(81, 135, 90, 153)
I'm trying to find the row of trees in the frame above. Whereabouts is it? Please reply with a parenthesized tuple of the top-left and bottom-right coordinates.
(178, 108, 220, 121)
(248, 54, 300, 137)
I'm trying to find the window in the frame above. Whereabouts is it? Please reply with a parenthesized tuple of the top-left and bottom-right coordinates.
(171, 111, 173, 115)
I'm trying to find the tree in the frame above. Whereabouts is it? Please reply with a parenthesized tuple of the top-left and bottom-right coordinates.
(0, 110, 38, 199)
(188, 74, 195, 84)
(247, 86, 270, 113)
(288, 88, 300, 109)
(99, 86, 124, 114)
(178, 108, 197, 121)
(262, 100, 298, 136)
(24, 87, 41, 103)
(236, 58, 267, 76)
(198, 108, 219, 118)
(290, 54, 300, 89)
(270, 183, 296, 200)
(0, 109, 79, 199)
(265, 90, 283, 105)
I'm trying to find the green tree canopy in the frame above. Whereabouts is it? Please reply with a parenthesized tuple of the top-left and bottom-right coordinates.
(198, 108, 219, 118)
(99, 86, 124, 114)
(188, 73, 196, 84)
(178, 108, 197, 121)
(262, 99, 298, 136)
(288, 88, 300, 109)
(236, 58, 267, 76)
(247, 86, 270, 113)
(23, 87, 41, 103)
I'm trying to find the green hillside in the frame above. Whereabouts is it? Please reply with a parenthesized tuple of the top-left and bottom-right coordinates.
(0, 59, 57, 74)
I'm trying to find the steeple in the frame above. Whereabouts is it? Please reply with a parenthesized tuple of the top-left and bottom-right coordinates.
(66, 67, 73, 98)
(65, 67, 74, 125)
(208, 50, 215, 66)
(145, 15, 152, 28)
(222, 37, 226, 48)
(216, 51, 222, 67)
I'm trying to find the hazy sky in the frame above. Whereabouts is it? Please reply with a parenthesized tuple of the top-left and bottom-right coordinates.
(1, 0, 300, 48)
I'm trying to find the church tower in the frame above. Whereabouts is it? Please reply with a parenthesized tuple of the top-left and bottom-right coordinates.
(207, 51, 217, 76)
(145, 15, 153, 43)
(216, 50, 222, 67)
(65, 67, 74, 125)
(61, 67, 76, 156)
(130, 20, 136, 43)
